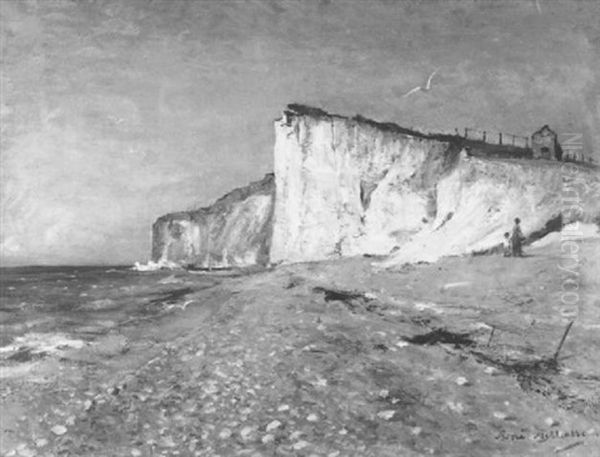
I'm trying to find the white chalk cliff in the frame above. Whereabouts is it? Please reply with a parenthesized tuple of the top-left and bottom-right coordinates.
(378, 156, 600, 268)
(271, 105, 463, 263)
(153, 105, 600, 268)
(152, 174, 274, 268)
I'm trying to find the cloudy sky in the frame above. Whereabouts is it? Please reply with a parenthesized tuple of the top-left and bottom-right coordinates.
(1, 0, 599, 265)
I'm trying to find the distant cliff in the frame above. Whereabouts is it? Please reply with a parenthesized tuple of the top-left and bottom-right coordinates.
(152, 174, 274, 268)
(152, 104, 599, 268)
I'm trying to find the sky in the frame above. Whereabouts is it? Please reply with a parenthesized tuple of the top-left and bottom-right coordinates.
(1, 0, 599, 266)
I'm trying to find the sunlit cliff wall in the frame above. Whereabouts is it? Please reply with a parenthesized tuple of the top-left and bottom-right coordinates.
(378, 155, 600, 268)
(271, 105, 599, 267)
(153, 105, 599, 268)
(151, 174, 274, 268)
(270, 105, 462, 263)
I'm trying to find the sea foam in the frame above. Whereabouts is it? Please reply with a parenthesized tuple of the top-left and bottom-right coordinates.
(132, 259, 181, 272)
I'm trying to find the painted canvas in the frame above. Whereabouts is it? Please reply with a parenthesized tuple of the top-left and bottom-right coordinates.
(1, 1, 599, 455)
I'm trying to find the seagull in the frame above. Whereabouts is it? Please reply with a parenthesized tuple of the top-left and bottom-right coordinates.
(401, 68, 439, 98)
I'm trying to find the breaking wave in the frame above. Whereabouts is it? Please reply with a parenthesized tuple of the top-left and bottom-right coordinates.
(0, 332, 85, 356)
(131, 259, 181, 272)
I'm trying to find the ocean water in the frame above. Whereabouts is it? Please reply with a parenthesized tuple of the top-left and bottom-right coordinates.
(0, 266, 213, 357)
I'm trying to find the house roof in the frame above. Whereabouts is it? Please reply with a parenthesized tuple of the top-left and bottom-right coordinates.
(532, 125, 556, 138)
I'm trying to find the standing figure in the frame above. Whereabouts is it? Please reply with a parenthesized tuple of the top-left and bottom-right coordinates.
(503, 232, 512, 257)
(511, 218, 524, 257)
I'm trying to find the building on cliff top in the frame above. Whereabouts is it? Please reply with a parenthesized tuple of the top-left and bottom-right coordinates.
(531, 125, 561, 161)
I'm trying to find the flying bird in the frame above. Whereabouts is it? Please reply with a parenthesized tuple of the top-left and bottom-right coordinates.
(401, 68, 439, 98)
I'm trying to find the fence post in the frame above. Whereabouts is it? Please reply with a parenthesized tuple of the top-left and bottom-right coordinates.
(483, 131, 486, 142)
(464, 128, 468, 138)
(499, 132, 502, 145)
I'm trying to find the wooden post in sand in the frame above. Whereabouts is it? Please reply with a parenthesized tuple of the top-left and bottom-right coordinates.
(487, 326, 495, 346)
(553, 320, 574, 362)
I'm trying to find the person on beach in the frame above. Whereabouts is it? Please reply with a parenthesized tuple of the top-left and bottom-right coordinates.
(511, 218, 525, 257)
(502, 232, 512, 257)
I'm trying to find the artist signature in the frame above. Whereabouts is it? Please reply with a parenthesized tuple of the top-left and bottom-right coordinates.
(496, 429, 598, 442)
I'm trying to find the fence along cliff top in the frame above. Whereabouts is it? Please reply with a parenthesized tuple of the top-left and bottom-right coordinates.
(282, 104, 572, 162)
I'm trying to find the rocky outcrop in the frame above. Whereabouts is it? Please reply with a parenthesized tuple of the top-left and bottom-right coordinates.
(151, 174, 274, 268)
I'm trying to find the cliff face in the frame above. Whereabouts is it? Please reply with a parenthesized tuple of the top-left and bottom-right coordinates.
(378, 155, 600, 268)
(270, 105, 599, 266)
(270, 105, 462, 263)
(153, 105, 599, 269)
(151, 174, 274, 268)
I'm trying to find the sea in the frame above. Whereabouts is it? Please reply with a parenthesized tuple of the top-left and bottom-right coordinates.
(0, 265, 213, 366)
